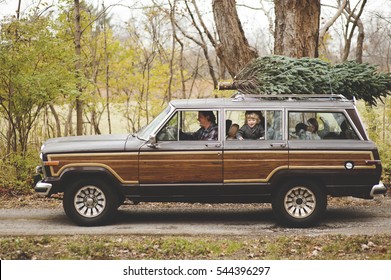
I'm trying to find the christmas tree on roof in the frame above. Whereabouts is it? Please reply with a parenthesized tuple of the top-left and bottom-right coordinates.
(219, 56, 391, 106)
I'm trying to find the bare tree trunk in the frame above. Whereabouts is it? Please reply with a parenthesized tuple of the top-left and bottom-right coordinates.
(16, 0, 22, 19)
(342, 0, 367, 62)
(189, 51, 201, 98)
(90, 109, 102, 135)
(65, 104, 73, 136)
(102, 3, 112, 134)
(6, 1, 22, 153)
(49, 104, 62, 137)
(167, 0, 177, 102)
(155, 0, 219, 89)
(319, 0, 348, 46)
(176, 36, 186, 99)
(74, 0, 83, 135)
(356, 19, 364, 63)
(212, 0, 257, 77)
(6, 85, 13, 154)
(183, 0, 219, 88)
(274, 0, 321, 58)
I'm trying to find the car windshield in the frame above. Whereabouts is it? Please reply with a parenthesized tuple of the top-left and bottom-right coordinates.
(136, 105, 173, 140)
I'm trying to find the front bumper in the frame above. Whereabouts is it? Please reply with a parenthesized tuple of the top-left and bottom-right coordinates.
(34, 165, 52, 197)
(34, 181, 53, 197)
(370, 181, 387, 197)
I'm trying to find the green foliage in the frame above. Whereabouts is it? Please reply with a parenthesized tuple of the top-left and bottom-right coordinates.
(0, 16, 76, 154)
(235, 56, 391, 106)
(0, 2, 191, 192)
(0, 150, 39, 195)
(357, 98, 391, 183)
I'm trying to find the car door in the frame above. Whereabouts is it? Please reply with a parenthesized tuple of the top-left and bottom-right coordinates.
(223, 109, 288, 185)
(287, 110, 380, 188)
(139, 109, 223, 185)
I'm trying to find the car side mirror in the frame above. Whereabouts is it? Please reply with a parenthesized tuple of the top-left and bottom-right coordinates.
(147, 135, 158, 148)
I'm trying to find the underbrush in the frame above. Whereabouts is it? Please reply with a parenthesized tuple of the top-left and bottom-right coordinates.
(0, 235, 390, 260)
(0, 150, 39, 196)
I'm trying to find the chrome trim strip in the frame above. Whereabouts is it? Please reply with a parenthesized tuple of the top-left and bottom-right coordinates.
(289, 150, 374, 157)
(140, 151, 221, 156)
(48, 152, 138, 158)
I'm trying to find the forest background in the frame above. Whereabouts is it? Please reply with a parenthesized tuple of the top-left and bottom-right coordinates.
(0, 0, 390, 194)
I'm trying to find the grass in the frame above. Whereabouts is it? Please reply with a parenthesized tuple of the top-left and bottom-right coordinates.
(1, 234, 391, 260)
(1, 194, 391, 260)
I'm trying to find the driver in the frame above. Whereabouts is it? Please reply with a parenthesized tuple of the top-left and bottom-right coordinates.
(181, 111, 218, 140)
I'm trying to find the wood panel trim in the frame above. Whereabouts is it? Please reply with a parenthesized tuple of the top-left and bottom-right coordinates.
(289, 150, 375, 169)
(50, 163, 138, 184)
(224, 165, 289, 183)
(47, 153, 138, 184)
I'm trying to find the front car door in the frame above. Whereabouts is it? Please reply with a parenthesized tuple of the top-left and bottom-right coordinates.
(139, 109, 223, 185)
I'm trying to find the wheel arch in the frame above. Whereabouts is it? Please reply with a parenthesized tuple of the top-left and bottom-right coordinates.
(270, 170, 328, 195)
(58, 167, 124, 198)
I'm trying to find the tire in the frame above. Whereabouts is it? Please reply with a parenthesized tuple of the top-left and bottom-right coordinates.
(272, 180, 327, 228)
(63, 179, 119, 226)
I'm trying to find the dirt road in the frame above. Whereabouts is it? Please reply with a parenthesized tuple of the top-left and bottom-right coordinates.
(0, 196, 390, 236)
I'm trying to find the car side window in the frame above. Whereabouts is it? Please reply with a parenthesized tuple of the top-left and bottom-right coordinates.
(288, 111, 359, 140)
(157, 110, 219, 141)
(267, 110, 282, 140)
(156, 111, 179, 141)
(225, 110, 282, 140)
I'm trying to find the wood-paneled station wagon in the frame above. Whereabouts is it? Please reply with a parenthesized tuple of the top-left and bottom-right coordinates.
(34, 94, 386, 227)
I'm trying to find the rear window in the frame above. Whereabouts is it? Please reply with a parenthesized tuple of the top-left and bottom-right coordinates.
(288, 111, 359, 140)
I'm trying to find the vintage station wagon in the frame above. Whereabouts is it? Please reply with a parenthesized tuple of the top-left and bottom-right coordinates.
(34, 94, 386, 227)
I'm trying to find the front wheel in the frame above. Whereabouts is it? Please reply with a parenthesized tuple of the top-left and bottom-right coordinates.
(63, 179, 118, 226)
(272, 180, 327, 228)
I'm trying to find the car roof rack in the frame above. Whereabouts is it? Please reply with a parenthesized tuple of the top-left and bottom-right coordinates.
(230, 92, 352, 102)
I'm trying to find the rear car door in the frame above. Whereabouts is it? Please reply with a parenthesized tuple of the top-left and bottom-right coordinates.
(223, 109, 288, 185)
(287, 110, 382, 194)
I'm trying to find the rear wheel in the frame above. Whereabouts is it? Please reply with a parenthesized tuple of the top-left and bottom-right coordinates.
(63, 179, 118, 226)
(272, 180, 327, 227)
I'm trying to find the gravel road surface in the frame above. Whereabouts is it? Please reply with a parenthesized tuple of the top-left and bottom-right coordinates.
(0, 196, 390, 236)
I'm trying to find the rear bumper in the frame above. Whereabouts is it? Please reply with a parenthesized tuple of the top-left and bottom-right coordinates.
(370, 181, 387, 197)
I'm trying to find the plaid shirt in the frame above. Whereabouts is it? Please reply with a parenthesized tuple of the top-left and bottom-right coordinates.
(195, 123, 218, 140)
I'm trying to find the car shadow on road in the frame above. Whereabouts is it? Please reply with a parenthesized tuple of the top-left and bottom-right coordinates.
(116, 206, 276, 225)
(323, 206, 376, 223)
(113, 203, 380, 230)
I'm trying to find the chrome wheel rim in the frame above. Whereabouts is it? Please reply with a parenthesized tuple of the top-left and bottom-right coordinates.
(74, 185, 106, 218)
(284, 187, 316, 219)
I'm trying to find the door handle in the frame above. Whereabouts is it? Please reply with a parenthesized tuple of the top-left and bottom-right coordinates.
(205, 143, 221, 148)
(270, 143, 287, 148)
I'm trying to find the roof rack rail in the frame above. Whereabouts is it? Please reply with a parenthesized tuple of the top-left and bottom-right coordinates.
(231, 92, 351, 102)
